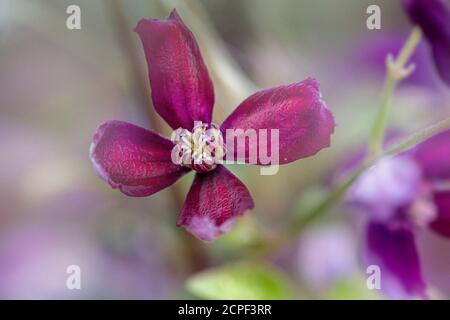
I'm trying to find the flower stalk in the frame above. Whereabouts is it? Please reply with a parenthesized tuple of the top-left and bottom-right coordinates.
(385, 116, 450, 157)
(280, 27, 450, 247)
(368, 27, 422, 158)
(264, 115, 450, 256)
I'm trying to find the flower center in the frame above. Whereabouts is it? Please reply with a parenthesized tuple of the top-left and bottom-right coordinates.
(171, 121, 225, 173)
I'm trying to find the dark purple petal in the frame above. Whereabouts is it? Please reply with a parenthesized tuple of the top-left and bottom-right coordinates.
(430, 191, 450, 237)
(221, 78, 335, 165)
(90, 120, 188, 197)
(177, 165, 254, 241)
(413, 129, 450, 180)
(403, 0, 450, 86)
(134, 10, 214, 130)
(364, 222, 426, 298)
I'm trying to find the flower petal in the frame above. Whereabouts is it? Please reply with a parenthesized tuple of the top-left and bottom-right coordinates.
(430, 191, 450, 237)
(403, 0, 450, 86)
(413, 129, 450, 180)
(364, 222, 426, 299)
(348, 156, 423, 221)
(90, 120, 188, 197)
(177, 165, 254, 241)
(221, 78, 335, 165)
(134, 10, 214, 130)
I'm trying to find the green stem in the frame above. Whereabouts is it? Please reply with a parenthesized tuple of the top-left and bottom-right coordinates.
(396, 27, 422, 67)
(285, 115, 450, 242)
(368, 76, 396, 157)
(368, 27, 422, 158)
(288, 28, 423, 233)
(287, 165, 367, 235)
(385, 116, 450, 156)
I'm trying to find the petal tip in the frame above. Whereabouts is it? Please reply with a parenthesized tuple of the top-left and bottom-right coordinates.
(89, 121, 114, 184)
(168, 8, 181, 21)
(302, 77, 320, 90)
(90, 121, 131, 193)
(134, 9, 181, 34)
(177, 216, 237, 242)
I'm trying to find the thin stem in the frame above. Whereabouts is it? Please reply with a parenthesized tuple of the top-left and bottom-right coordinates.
(277, 115, 450, 249)
(368, 27, 422, 158)
(385, 116, 450, 156)
(287, 164, 368, 235)
(368, 76, 396, 157)
(396, 27, 422, 67)
(259, 163, 369, 256)
(286, 28, 424, 236)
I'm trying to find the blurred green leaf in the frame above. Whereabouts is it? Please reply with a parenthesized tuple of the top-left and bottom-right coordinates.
(186, 261, 294, 300)
(293, 186, 329, 216)
(325, 277, 382, 300)
(209, 217, 266, 258)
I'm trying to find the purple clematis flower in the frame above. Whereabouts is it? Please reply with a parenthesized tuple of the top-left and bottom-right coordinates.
(345, 130, 450, 298)
(89, 10, 335, 241)
(402, 0, 450, 86)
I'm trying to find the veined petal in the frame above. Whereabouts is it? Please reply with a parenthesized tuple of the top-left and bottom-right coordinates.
(403, 0, 450, 86)
(364, 222, 426, 299)
(177, 165, 254, 241)
(221, 78, 335, 165)
(134, 10, 214, 130)
(90, 120, 188, 197)
(430, 191, 450, 237)
(413, 129, 450, 181)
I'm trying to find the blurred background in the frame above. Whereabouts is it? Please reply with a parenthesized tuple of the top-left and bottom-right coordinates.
(0, 0, 449, 299)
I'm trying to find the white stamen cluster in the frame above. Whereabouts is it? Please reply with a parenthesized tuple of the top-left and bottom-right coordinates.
(171, 121, 225, 173)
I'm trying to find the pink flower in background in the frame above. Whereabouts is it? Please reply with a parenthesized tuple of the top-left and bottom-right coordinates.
(345, 130, 450, 298)
(296, 224, 358, 291)
(402, 0, 450, 86)
(90, 10, 335, 241)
